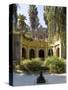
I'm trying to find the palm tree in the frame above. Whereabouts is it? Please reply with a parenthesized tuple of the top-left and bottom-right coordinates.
(29, 5, 39, 30)
(18, 14, 29, 34)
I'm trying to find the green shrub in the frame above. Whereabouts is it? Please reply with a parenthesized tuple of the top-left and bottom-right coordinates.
(20, 59, 31, 72)
(15, 57, 66, 74)
(44, 56, 66, 73)
(15, 64, 20, 70)
(30, 58, 43, 72)
(20, 58, 43, 73)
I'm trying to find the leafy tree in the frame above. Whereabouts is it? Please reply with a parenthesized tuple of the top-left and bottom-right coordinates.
(44, 6, 57, 43)
(29, 5, 39, 30)
(18, 14, 29, 34)
(44, 6, 66, 58)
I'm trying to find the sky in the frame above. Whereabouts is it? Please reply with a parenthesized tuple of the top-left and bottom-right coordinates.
(17, 4, 47, 28)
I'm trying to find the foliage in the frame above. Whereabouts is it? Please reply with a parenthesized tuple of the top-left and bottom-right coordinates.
(44, 6, 66, 56)
(18, 14, 28, 33)
(44, 56, 66, 73)
(29, 58, 43, 72)
(15, 64, 20, 70)
(15, 56, 65, 74)
(23, 58, 42, 72)
(20, 59, 31, 72)
(29, 5, 39, 29)
(17, 58, 43, 73)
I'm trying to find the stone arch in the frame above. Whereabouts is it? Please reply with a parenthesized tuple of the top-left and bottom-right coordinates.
(29, 49, 35, 59)
(39, 49, 44, 58)
(22, 48, 26, 59)
(48, 49, 53, 56)
(56, 48, 60, 57)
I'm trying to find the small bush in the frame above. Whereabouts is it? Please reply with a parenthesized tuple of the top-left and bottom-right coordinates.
(20, 58, 43, 73)
(44, 56, 66, 73)
(30, 58, 43, 72)
(20, 59, 31, 72)
(15, 57, 65, 73)
(15, 64, 20, 70)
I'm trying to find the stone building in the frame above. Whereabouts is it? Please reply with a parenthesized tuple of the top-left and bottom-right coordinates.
(13, 26, 48, 63)
(13, 26, 65, 63)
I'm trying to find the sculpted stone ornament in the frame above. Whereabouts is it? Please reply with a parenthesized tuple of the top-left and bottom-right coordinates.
(37, 71, 46, 84)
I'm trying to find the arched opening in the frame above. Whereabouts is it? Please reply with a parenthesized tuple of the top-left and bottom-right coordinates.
(39, 49, 44, 58)
(29, 49, 35, 59)
(48, 49, 53, 56)
(56, 48, 59, 57)
(22, 48, 26, 59)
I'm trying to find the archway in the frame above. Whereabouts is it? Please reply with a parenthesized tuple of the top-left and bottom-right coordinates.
(48, 49, 53, 56)
(56, 48, 60, 57)
(22, 48, 26, 59)
(29, 49, 35, 59)
(39, 49, 44, 58)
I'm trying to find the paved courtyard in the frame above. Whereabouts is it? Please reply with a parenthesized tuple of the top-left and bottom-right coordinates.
(13, 72, 66, 86)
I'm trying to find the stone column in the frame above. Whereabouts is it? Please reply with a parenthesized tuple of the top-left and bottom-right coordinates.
(20, 34, 22, 61)
(53, 46, 56, 56)
(44, 49, 46, 58)
(45, 48, 48, 58)
(35, 48, 39, 58)
(59, 44, 61, 58)
(27, 48, 30, 59)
